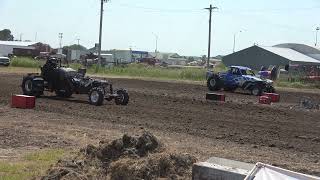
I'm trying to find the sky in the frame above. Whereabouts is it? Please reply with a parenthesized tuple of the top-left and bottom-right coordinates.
(0, 0, 320, 56)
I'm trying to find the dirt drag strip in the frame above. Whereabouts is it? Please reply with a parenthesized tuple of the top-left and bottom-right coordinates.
(0, 72, 320, 176)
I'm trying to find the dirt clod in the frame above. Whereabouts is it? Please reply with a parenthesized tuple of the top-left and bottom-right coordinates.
(136, 131, 162, 156)
(41, 132, 195, 180)
(94, 131, 163, 167)
(299, 97, 320, 110)
(110, 153, 196, 180)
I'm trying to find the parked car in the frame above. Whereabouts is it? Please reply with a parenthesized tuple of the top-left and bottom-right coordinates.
(0, 57, 10, 66)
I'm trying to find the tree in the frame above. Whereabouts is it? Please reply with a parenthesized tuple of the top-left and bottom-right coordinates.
(200, 55, 207, 65)
(186, 56, 195, 63)
(214, 55, 223, 60)
(63, 44, 87, 51)
(0, 29, 14, 41)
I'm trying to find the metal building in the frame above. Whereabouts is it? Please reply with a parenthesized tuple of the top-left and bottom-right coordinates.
(0, 41, 36, 56)
(222, 45, 320, 70)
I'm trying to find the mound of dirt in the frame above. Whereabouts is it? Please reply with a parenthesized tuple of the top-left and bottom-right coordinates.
(110, 153, 196, 180)
(41, 132, 196, 180)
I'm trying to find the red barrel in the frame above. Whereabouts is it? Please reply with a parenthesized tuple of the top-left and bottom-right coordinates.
(263, 93, 280, 102)
(259, 96, 271, 105)
(11, 95, 36, 109)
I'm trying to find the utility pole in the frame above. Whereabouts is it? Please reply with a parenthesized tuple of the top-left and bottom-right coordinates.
(315, 27, 320, 47)
(98, 0, 109, 66)
(58, 33, 63, 48)
(233, 34, 236, 53)
(152, 33, 159, 55)
(233, 30, 242, 53)
(19, 33, 23, 41)
(77, 38, 80, 46)
(205, 4, 218, 69)
(155, 35, 158, 53)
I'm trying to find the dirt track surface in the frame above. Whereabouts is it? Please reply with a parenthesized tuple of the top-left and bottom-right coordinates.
(0, 71, 320, 177)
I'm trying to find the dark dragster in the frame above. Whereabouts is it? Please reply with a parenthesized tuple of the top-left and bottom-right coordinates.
(21, 58, 129, 106)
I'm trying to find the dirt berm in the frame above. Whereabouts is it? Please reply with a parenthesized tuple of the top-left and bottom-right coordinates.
(41, 132, 197, 180)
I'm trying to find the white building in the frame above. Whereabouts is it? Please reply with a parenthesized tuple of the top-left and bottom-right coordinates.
(149, 52, 187, 65)
(0, 41, 36, 56)
(69, 50, 88, 61)
(104, 50, 132, 64)
(102, 49, 148, 64)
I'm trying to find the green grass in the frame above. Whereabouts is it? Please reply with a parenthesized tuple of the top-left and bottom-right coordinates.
(7, 58, 208, 81)
(10, 57, 42, 68)
(213, 62, 228, 72)
(87, 63, 207, 81)
(24, 149, 65, 162)
(6, 58, 225, 82)
(7, 59, 319, 89)
(275, 80, 320, 89)
(69, 63, 84, 70)
(0, 149, 66, 180)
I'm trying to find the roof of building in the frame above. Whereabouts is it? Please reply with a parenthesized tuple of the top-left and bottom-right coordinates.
(132, 50, 148, 54)
(274, 43, 320, 61)
(309, 54, 320, 60)
(149, 52, 180, 60)
(258, 46, 320, 64)
(0, 41, 37, 46)
(274, 43, 320, 55)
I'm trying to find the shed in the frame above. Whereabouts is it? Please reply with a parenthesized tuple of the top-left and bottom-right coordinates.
(222, 45, 320, 70)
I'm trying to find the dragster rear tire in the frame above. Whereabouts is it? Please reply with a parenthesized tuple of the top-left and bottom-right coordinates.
(22, 76, 35, 96)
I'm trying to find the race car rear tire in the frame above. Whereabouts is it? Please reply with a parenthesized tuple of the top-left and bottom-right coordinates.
(207, 76, 221, 91)
(251, 85, 263, 96)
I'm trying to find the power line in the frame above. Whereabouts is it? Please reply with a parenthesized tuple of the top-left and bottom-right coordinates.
(118, 3, 201, 12)
(112, 3, 320, 14)
(221, 6, 320, 14)
(115, 3, 203, 13)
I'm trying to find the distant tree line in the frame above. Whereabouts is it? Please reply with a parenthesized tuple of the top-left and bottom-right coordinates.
(63, 44, 87, 51)
(0, 29, 14, 41)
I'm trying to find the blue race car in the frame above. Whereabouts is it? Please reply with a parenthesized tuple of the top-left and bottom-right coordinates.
(206, 66, 275, 96)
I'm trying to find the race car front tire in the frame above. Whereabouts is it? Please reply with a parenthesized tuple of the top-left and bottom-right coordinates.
(207, 76, 221, 91)
(251, 85, 263, 96)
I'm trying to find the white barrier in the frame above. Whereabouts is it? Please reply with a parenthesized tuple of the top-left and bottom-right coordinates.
(245, 162, 320, 180)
